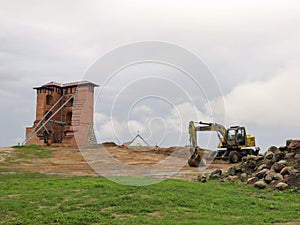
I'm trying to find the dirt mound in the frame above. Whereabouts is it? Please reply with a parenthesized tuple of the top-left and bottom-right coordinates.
(0, 144, 234, 180)
(101, 142, 118, 147)
(212, 139, 300, 190)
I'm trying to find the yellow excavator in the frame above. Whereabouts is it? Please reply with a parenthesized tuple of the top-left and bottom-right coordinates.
(188, 121, 260, 167)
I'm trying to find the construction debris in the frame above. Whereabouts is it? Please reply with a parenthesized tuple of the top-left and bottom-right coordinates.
(207, 139, 300, 190)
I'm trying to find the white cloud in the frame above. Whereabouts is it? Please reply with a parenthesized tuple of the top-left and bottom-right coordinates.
(95, 101, 217, 146)
(210, 63, 300, 126)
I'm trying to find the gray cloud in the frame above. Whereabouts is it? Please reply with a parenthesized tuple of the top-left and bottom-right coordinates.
(0, 0, 299, 151)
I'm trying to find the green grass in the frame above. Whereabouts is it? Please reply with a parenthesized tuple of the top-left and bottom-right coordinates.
(0, 172, 299, 225)
(0, 145, 54, 165)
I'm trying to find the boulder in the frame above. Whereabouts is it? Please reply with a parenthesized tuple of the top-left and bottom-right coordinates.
(210, 174, 221, 179)
(274, 152, 285, 162)
(247, 177, 259, 185)
(254, 180, 267, 189)
(273, 173, 283, 181)
(278, 160, 287, 165)
(290, 169, 299, 175)
(272, 162, 285, 173)
(265, 152, 274, 160)
(265, 161, 273, 169)
(280, 167, 290, 176)
(275, 182, 288, 190)
(256, 169, 269, 179)
(283, 174, 289, 182)
(246, 160, 257, 169)
(223, 175, 239, 182)
(286, 139, 293, 147)
(268, 146, 278, 153)
(197, 174, 207, 182)
(227, 167, 239, 176)
(209, 169, 222, 179)
(279, 146, 287, 151)
(245, 155, 257, 160)
(285, 152, 295, 159)
(287, 140, 300, 151)
(295, 153, 300, 159)
(255, 155, 264, 161)
(240, 173, 248, 182)
(264, 173, 274, 183)
(257, 164, 267, 171)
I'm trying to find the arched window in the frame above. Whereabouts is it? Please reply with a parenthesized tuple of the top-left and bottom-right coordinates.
(46, 95, 53, 105)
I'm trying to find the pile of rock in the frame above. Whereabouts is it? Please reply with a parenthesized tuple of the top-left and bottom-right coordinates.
(210, 139, 300, 190)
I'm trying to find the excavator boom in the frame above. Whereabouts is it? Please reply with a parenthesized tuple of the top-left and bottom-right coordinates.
(189, 121, 227, 147)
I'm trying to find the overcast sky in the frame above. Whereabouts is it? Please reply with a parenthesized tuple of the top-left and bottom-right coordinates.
(1, 0, 300, 151)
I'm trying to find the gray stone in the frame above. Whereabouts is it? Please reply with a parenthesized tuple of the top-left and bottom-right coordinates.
(227, 167, 238, 176)
(273, 173, 283, 181)
(290, 169, 299, 175)
(240, 173, 248, 182)
(278, 160, 287, 165)
(265, 152, 274, 160)
(280, 167, 290, 176)
(264, 173, 274, 183)
(268, 146, 278, 153)
(210, 174, 221, 179)
(279, 146, 287, 151)
(257, 164, 267, 171)
(273, 162, 285, 173)
(231, 175, 240, 182)
(295, 153, 300, 159)
(246, 155, 257, 161)
(242, 156, 248, 163)
(246, 160, 257, 169)
(274, 152, 285, 162)
(197, 174, 207, 182)
(285, 152, 295, 159)
(287, 140, 300, 151)
(235, 167, 242, 173)
(223, 175, 239, 182)
(286, 139, 293, 147)
(256, 169, 269, 179)
(283, 174, 289, 181)
(209, 169, 222, 179)
(255, 155, 264, 161)
(275, 182, 288, 190)
(254, 180, 267, 189)
(264, 161, 273, 169)
(247, 177, 259, 185)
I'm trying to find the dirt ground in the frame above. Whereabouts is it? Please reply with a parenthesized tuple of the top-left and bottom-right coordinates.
(0, 145, 236, 181)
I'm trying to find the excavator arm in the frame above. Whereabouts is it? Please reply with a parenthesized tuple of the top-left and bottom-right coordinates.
(189, 121, 227, 148)
(188, 121, 228, 167)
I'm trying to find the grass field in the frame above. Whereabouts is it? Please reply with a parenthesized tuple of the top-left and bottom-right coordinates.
(0, 171, 299, 225)
(0, 145, 54, 166)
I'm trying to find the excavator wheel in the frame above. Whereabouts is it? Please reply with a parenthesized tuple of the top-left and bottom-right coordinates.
(229, 151, 240, 163)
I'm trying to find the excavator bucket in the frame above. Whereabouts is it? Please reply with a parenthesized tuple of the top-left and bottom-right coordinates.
(188, 148, 201, 167)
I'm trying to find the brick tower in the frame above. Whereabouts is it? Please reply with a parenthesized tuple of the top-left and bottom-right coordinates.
(25, 81, 98, 146)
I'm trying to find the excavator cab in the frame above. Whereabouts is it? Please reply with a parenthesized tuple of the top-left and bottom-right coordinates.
(226, 126, 246, 147)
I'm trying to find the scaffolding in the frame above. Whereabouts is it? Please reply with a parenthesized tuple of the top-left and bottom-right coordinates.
(23, 94, 74, 145)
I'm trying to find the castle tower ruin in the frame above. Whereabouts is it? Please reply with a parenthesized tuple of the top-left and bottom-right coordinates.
(25, 81, 98, 146)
